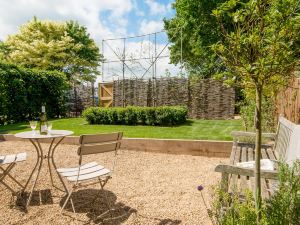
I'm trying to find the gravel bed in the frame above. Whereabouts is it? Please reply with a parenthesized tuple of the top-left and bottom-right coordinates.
(0, 140, 227, 225)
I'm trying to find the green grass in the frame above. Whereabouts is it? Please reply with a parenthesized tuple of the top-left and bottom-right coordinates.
(0, 118, 243, 141)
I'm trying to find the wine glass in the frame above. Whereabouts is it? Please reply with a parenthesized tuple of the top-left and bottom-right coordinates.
(47, 122, 52, 135)
(29, 121, 37, 134)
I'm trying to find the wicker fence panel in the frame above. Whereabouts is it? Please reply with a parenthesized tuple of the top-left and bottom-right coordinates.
(276, 78, 300, 124)
(155, 78, 189, 106)
(67, 84, 96, 116)
(112, 78, 235, 119)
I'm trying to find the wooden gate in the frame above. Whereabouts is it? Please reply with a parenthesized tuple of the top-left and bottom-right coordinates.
(98, 82, 113, 107)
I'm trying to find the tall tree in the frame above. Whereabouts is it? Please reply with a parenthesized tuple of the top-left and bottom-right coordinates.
(212, 0, 300, 221)
(3, 17, 102, 82)
(164, 0, 229, 77)
(0, 41, 9, 61)
(65, 20, 101, 83)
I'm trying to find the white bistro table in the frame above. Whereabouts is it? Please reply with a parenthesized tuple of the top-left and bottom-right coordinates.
(15, 130, 73, 207)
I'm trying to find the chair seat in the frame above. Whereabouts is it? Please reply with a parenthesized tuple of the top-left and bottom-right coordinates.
(0, 152, 27, 165)
(57, 161, 99, 173)
(57, 162, 110, 182)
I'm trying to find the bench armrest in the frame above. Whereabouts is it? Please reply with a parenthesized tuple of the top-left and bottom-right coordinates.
(215, 164, 278, 180)
(231, 131, 276, 139)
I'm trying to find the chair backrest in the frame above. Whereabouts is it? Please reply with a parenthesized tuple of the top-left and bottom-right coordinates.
(274, 117, 295, 160)
(77, 132, 123, 156)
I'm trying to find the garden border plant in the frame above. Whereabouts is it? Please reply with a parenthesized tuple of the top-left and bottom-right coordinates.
(83, 106, 188, 126)
(0, 62, 67, 124)
(197, 160, 300, 225)
(199, 161, 300, 225)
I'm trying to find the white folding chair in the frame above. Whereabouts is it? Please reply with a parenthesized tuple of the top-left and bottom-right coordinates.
(57, 132, 123, 213)
(0, 152, 26, 196)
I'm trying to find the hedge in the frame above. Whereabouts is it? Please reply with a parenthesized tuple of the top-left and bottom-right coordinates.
(0, 62, 67, 124)
(83, 106, 188, 126)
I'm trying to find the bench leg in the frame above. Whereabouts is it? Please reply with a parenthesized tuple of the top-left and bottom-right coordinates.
(221, 172, 229, 193)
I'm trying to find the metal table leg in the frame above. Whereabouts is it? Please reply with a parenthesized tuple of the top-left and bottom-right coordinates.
(25, 139, 44, 207)
(23, 140, 41, 192)
(47, 137, 68, 193)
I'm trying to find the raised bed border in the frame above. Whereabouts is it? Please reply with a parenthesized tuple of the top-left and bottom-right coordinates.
(0, 134, 232, 158)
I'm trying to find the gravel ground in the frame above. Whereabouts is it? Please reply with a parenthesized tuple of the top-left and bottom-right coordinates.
(0, 140, 227, 225)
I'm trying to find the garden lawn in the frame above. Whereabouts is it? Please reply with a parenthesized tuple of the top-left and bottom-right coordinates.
(0, 118, 243, 140)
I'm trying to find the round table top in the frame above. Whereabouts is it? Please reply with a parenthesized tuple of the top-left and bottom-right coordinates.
(15, 130, 74, 139)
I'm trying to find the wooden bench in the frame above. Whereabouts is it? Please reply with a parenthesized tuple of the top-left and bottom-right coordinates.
(215, 117, 296, 199)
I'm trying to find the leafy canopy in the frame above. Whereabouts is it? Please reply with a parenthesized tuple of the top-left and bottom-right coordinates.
(0, 41, 9, 61)
(164, 0, 229, 78)
(2, 17, 102, 82)
(212, 0, 300, 90)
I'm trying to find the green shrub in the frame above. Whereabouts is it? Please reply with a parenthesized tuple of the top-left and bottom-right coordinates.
(144, 107, 156, 125)
(82, 106, 188, 126)
(210, 161, 300, 225)
(124, 106, 138, 125)
(211, 189, 262, 225)
(240, 95, 277, 132)
(136, 107, 147, 124)
(107, 107, 118, 124)
(0, 62, 67, 124)
(265, 161, 300, 224)
(116, 107, 126, 124)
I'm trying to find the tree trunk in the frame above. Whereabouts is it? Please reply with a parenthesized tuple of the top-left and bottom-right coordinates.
(74, 84, 78, 117)
(255, 85, 262, 223)
(91, 82, 95, 106)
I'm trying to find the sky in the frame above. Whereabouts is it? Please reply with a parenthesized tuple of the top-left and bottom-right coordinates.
(0, 0, 181, 81)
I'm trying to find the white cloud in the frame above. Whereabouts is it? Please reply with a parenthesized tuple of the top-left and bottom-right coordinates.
(101, 38, 182, 82)
(139, 19, 164, 34)
(145, 0, 168, 15)
(132, 0, 145, 17)
(0, 0, 133, 41)
(167, 2, 173, 12)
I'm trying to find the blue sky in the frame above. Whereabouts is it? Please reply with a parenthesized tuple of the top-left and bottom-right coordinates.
(0, 0, 175, 41)
(125, 0, 174, 36)
(98, 0, 175, 42)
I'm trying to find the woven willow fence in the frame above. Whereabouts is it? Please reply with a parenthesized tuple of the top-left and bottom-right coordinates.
(276, 78, 300, 123)
(113, 78, 235, 119)
(67, 84, 97, 117)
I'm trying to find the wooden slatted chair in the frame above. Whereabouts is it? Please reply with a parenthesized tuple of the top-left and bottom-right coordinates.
(215, 117, 297, 198)
(57, 132, 123, 213)
(0, 152, 26, 196)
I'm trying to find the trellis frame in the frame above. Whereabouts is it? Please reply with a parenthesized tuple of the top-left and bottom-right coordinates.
(101, 27, 184, 107)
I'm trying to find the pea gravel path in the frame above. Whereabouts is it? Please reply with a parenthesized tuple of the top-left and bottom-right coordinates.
(0, 140, 227, 225)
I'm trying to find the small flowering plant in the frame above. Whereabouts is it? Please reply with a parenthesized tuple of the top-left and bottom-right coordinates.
(197, 185, 204, 191)
(197, 184, 216, 225)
